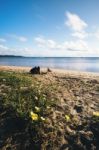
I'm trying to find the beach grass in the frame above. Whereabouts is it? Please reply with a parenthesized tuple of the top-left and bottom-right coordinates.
(0, 69, 99, 150)
(0, 71, 56, 116)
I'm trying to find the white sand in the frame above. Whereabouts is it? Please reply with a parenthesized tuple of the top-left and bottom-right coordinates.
(0, 65, 99, 79)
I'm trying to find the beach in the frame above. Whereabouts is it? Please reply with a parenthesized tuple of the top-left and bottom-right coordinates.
(1, 0, 99, 149)
(0, 65, 99, 150)
(0, 65, 99, 78)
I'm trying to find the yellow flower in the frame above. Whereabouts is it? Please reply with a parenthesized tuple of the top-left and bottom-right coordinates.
(93, 111, 99, 117)
(30, 111, 38, 121)
(47, 106, 50, 109)
(40, 116, 46, 121)
(65, 115, 70, 122)
(35, 106, 40, 112)
(35, 96, 38, 100)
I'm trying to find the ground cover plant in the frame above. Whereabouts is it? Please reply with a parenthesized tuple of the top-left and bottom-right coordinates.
(0, 70, 99, 150)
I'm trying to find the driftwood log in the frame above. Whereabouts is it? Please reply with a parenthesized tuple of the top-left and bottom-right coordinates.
(30, 66, 40, 74)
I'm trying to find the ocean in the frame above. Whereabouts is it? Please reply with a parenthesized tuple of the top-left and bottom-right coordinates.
(0, 57, 99, 73)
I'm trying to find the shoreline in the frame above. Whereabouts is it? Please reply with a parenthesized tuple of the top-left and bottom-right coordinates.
(0, 65, 99, 79)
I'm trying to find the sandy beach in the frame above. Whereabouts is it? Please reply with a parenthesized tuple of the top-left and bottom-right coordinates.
(1, 0, 99, 149)
(0, 65, 99, 149)
(0, 65, 99, 79)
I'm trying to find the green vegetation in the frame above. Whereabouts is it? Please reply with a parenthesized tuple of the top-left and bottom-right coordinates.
(0, 70, 99, 150)
(0, 71, 56, 116)
(0, 71, 58, 149)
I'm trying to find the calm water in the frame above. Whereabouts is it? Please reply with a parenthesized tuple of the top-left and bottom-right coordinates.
(0, 57, 99, 73)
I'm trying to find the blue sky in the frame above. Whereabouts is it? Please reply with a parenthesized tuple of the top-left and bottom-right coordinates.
(0, 0, 99, 57)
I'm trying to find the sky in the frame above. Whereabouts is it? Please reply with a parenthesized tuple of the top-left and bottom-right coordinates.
(0, 0, 99, 57)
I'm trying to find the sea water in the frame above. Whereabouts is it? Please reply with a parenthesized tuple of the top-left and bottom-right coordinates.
(0, 57, 99, 73)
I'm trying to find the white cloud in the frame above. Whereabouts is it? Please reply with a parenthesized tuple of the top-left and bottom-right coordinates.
(34, 34, 99, 56)
(34, 37, 57, 49)
(47, 40, 57, 49)
(65, 12, 88, 39)
(0, 45, 34, 56)
(66, 12, 88, 32)
(7, 34, 27, 42)
(35, 37, 46, 47)
(0, 38, 6, 42)
(88, 29, 99, 40)
(62, 40, 89, 51)
(71, 31, 88, 39)
(94, 30, 99, 39)
(0, 44, 10, 55)
(0, 40, 99, 57)
(35, 36, 89, 52)
(0, 44, 9, 50)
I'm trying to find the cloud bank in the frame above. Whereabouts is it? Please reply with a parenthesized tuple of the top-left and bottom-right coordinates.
(0, 11, 99, 57)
